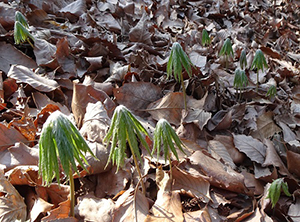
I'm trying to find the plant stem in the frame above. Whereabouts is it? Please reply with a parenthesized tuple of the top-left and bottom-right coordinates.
(256, 71, 259, 92)
(168, 153, 173, 190)
(180, 74, 187, 111)
(130, 147, 146, 195)
(69, 168, 75, 217)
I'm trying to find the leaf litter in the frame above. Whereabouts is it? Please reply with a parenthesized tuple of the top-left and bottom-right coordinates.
(0, 0, 300, 221)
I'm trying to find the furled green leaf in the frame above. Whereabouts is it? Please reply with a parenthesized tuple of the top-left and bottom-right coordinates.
(240, 49, 247, 70)
(39, 111, 97, 186)
(251, 49, 268, 72)
(267, 178, 291, 208)
(152, 119, 185, 162)
(104, 105, 151, 172)
(219, 38, 234, 58)
(202, 29, 210, 47)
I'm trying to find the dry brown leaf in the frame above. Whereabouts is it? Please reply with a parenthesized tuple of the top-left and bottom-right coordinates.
(71, 80, 116, 128)
(6, 165, 41, 186)
(7, 65, 59, 92)
(113, 187, 149, 222)
(207, 109, 232, 131)
(233, 134, 266, 164)
(172, 167, 211, 203)
(208, 140, 236, 170)
(287, 150, 300, 177)
(75, 194, 115, 222)
(214, 135, 245, 164)
(147, 92, 185, 126)
(288, 197, 300, 221)
(114, 82, 162, 113)
(0, 42, 37, 74)
(41, 199, 71, 221)
(33, 38, 57, 66)
(262, 139, 291, 177)
(30, 197, 54, 222)
(0, 142, 38, 171)
(251, 111, 281, 140)
(59, 0, 86, 17)
(0, 169, 27, 221)
(129, 12, 152, 45)
(185, 150, 248, 194)
(36, 184, 69, 207)
(0, 123, 28, 150)
(145, 191, 183, 222)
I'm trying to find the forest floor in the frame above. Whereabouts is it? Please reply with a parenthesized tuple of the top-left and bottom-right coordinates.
(0, 0, 300, 221)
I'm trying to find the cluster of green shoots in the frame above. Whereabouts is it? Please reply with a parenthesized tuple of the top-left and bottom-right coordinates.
(39, 106, 186, 216)
(14, 11, 34, 47)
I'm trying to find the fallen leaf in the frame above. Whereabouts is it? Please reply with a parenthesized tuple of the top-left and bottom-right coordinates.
(172, 166, 211, 203)
(145, 191, 183, 222)
(33, 38, 57, 66)
(114, 82, 162, 113)
(0, 42, 37, 74)
(185, 150, 248, 194)
(233, 134, 266, 164)
(286, 150, 300, 177)
(113, 187, 149, 222)
(287, 197, 300, 221)
(129, 11, 152, 45)
(7, 65, 59, 92)
(147, 92, 185, 126)
(0, 169, 27, 221)
(30, 197, 54, 222)
(0, 123, 28, 150)
(0, 142, 39, 171)
(41, 199, 71, 221)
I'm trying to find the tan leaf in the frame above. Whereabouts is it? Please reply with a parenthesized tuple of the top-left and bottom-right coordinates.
(113, 187, 149, 222)
(0, 142, 39, 171)
(186, 150, 248, 194)
(41, 199, 71, 221)
(0, 123, 28, 150)
(172, 167, 211, 203)
(7, 65, 59, 92)
(145, 191, 183, 222)
(30, 197, 54, 222)
(0, 170, 27, 221)
(147, 92, 184, 126)
(251, 111, 281, 139)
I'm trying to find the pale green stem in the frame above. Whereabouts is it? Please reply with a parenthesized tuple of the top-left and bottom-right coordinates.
(168, 153, 173, 190)
(256, 71, 259, 92)
(180, 73, 187, 111)
(69, 167, 75, 217)
(130, 147, 146, 195)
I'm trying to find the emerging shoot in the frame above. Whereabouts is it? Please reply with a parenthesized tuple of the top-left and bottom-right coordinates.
(14, 12, 34, 47)
(251, 49, 268, 91)
(267, 178, 291, 208)
(202, 29, 211, 47)
(167, 42, 194, 110)
(219, 38, 234, 69)
(39, 110, 97, 217)
(103, 105, 151, 194)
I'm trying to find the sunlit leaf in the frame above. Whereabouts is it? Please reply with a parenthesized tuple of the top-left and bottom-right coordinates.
(267, 178, 291, 208)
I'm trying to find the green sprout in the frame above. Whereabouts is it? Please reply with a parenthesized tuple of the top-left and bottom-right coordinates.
(14, 12, 34, 47)
(234, 68, 248, 101)
(251, 49, 268, 91)
(219, 38, 234, 69)
(167, 42, 194, 110)
(267, 178, 291, 208)
(152, 119, 185, 181)
(103, 105, 152, 194)
(39, 110, 97, 217)
(240, 49, 247, 70)
(266, 85, 277, 99)
(202, 29, 211, 47)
